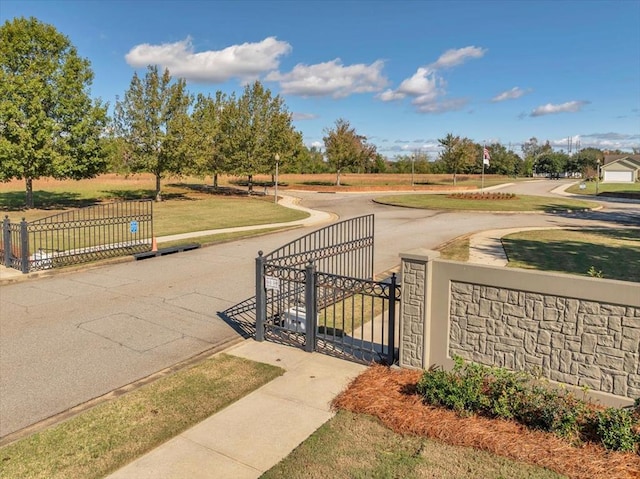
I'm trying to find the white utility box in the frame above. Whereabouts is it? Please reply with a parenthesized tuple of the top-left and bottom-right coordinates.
(282, 306, 309, 333)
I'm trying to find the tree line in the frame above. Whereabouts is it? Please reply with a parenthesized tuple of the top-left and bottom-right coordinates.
(0, 17, 624, 208)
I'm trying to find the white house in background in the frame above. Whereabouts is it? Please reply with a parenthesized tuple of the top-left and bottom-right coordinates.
(601, 155, 640, 183)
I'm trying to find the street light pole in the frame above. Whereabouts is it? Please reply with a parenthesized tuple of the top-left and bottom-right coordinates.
(274, 153, 280, 204)
(596, 159, 600, 196)
(411, 154, 415, 187)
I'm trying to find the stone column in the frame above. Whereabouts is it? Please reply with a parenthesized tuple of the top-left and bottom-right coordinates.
(399, 249, 440, 369)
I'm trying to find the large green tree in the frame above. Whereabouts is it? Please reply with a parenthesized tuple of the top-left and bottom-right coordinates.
(113, 65, 192, 201)
(189, 92, 229, 188)
(438, 133, 476, 185)
(482, 143, 521, 176)
(218, 81, 301, 193)
(0, 17, 108, 208)
(323, 119, 376, 185)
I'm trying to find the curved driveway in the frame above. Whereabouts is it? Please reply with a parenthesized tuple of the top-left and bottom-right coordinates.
(0, 179, 637, 441)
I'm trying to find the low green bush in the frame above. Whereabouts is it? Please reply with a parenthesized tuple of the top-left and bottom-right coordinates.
(416, 357, 640, 452)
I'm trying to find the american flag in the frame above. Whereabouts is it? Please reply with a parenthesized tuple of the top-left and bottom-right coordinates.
(483, 147, 490, 166)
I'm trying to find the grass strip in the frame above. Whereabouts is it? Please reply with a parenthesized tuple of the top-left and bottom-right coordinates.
(261, 410, 565, 479)
(436, 236, 470, 262)
(374, 194, 597, 212)
(157, 226, 294, 249)
(0, 354, 283, 479)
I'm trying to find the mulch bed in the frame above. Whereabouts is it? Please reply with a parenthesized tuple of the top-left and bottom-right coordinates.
(332, 365, 640, 479)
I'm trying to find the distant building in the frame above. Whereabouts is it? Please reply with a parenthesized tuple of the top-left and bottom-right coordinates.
(602, 155, 640, 183)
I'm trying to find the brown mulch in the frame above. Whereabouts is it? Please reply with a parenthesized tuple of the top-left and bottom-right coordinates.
(332, 365, 640, 479)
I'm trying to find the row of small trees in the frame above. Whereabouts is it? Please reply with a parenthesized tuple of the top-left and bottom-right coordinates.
(112, 66, 304, 200)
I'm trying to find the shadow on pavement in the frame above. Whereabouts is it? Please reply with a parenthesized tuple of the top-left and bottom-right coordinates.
(218, 296, 257, 338)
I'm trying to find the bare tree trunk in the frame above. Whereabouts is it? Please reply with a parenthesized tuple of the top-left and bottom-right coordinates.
(212, 172, 218, 188)
(25, 177, 34, 209)
(155, 174, 162, 202)
(336, 169, 341, 186)
(247, 174, 253, 194)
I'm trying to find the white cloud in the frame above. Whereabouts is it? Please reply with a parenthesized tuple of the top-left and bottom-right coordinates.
(291, 112, 318, 121)
(414, 98, 468, 114)
(378, 46, 485, 113)
(530, 101, 589, 117)
(378, 89, 406, 101)
(125, 36, 292, 82)
(266, 59, 388, 98)
(492, 87, 530, 102)
(397, 67, 443, 100)
(431, 46, 487, 69)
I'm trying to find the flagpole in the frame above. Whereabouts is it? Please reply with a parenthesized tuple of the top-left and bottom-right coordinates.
(481, 143, 485, 190)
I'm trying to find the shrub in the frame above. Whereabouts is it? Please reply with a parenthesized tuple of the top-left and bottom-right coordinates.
(416, 357, 639, 452)
(596, 408, 639, 452)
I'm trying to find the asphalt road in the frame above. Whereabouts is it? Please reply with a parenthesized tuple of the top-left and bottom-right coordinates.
(0, 179, 637, 441)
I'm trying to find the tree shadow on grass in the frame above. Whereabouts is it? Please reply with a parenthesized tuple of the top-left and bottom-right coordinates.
(0, 191, 98, 211)
(551, 209, 640, 228)
(100, 189, 190, 201)
(168, 183, 252, 197)
(502, 233, 640, 282)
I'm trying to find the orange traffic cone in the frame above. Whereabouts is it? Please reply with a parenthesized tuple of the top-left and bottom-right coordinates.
(151, 237, 158, 252)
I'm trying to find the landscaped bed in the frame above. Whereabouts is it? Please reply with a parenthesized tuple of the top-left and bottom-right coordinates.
(332, 365, 639, 479)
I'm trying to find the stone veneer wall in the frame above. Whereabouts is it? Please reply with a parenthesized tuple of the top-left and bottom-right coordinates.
(398, 250, 640, 406)
(449, 282, 640, 398)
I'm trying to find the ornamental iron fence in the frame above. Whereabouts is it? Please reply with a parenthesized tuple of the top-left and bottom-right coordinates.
(1, 200, 153, 273)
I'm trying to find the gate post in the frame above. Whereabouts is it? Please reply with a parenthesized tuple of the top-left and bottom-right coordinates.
(255, 251, 266, 341)
(304, 261, 317, 353)
(3, 216, 11, 268)
(387, 272, 398, 364)
(20, 218, 29, 274)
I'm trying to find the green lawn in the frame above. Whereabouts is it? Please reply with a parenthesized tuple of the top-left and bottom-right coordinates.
(565, 180, 640, 197)
(0, 177, 308, 236)
(502, 228, 640, 282)
(262, 411, 565, 479)
(375, 194, 597, 212)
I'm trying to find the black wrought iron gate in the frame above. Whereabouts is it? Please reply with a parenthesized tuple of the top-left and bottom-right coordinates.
(255, 215, 400, 364)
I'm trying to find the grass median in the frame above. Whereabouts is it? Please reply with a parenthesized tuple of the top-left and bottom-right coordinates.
(0, 354, 283, 479)
(374, 193, 598, 212)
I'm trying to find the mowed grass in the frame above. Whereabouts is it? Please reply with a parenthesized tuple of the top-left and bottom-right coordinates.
(375, 194, 598, 212)
(0, 175, 308, 235)
(437, 228, 640, 283)
(250, 173, 518, 188)
(0, 354, 283, 479)
(565, 180, 640, 197)
(502, 228, 640, 282)
(261, 410, 565, 479)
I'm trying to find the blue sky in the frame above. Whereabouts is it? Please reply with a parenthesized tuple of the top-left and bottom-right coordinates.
(2, 0, 639, 157)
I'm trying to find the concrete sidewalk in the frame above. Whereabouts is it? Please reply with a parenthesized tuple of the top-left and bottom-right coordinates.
(107, 341, 366, 479)
(468, 226, 564, 266)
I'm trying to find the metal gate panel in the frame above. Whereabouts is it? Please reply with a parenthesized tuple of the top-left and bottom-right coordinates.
(314, 271, 400, 364)
(255, 214, 400, 364)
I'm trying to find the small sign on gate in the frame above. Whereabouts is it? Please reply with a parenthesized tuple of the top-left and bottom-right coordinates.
(265, 275, 280, 291)
(130, 221, 139, 234)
